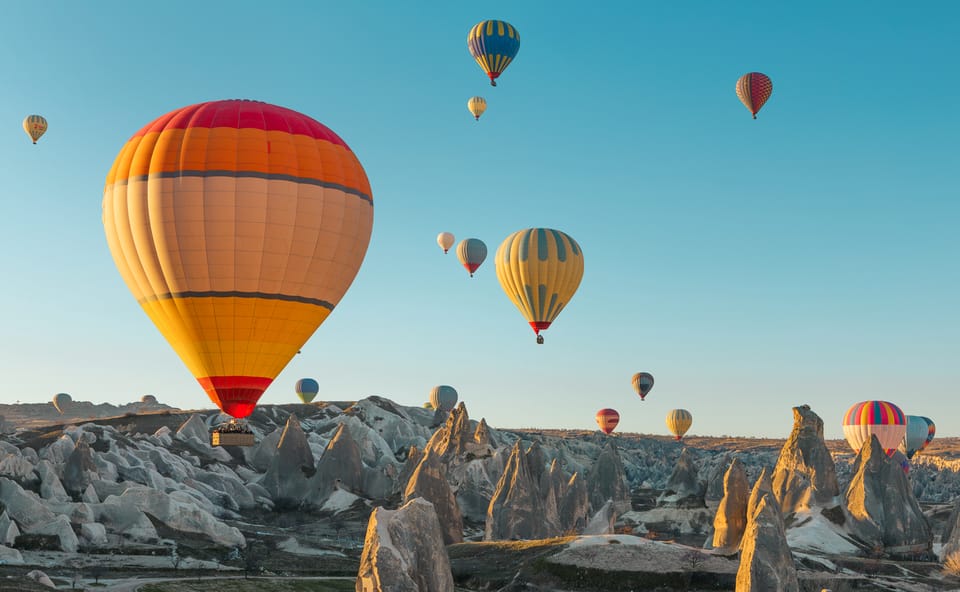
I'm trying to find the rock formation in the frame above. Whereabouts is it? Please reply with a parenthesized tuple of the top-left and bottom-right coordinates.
(559, 472, 590, 535)
(309, 424, 364, 505)
(940, 498, 960, 562)
(772, 405, 841, 516)
(486, 440, 550, 540)
(736, 493, 799, 592)
(587, 440, 629, 511)
(711, 457, 749, 554)
(843, 435, 932, 557)
(403, 449, 463, 545)
(658, 447, 705, 508)
(356, 497, 454, 592)
(260, 414, 314, 506)
(747, 467, 775, 521)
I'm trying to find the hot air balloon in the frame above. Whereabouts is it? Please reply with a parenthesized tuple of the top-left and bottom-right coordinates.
(467, 96, 487, 121)
(423, 401, 434, 409)
(735, 72, 773, 119)
(632, 372, 654, 401)
(456, 238, 487, 277)
(468, 20, 520, 87)
(102, 100, 373, 431)
(892, 449, 911, 475)
(666, 409, 692, 440)
(52, 393, 72, 414)
(437, 232, 455, 254)
(23, 115, 47, 144)
(596, 408, 619, 435)
(842, 400, 906, 457)
(429, 385, 458, 412)
(899, 415, 935, 460)
(140, 394, 158, 405)
(495, 228, 584, 344)
(295, 378, 320, 404)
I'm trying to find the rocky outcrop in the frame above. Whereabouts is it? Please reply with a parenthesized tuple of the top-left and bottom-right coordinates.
(25, 570, 55, 589)
(941, 499, 960, 562)
(587, 440, 629, 512)
(403, 450, 463, 545)
(309, 424, 364, 505)
(0, 510, 20, 545)
(396, 445, 421, 495)
(658, 448, 705, 508)
(711, 457, 749, 554)
(736, 493, 799, 592)
(62, 440, 99, 497)
(747, 467, 775, 521)
(356, 497, 454, 592)
(260, 414, 314, 505)
(486, 441, 549, 540)
(559, 472, 590, 535)
(843, 435, 932, 557)
(772, 405, 840, 516)
(107, 488, 244, 547)
(584, 499, 615, 535)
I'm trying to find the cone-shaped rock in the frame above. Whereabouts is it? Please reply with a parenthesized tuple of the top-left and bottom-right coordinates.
(261, 414, 314, 505)
(712, 457, 749, 554)
(403, 449, 463, 545)
(559, 472, 590, 535)
(309, 424, 364, 506)
(485, 441, 548, 540)
(62, 440, 98, 497)
(772, 405, 840, 516)
(658, 447, 705, 508)
(587, 440, 630, 512)
(843, 435, 932, 556)
(747, 467, 775, 522)
(736, 493, 799, 592)
(356, 497, 454, 592)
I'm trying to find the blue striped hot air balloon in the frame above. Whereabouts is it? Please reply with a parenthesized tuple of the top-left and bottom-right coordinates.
(295, 378, 320, 404)
(468, 20, 520, 87)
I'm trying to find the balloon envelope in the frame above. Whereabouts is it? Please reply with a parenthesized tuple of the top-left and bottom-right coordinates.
(429, 385, 458, 412)
(666, 409, 692, 440)
(437, 232, 455, 254)
(102, 100, 374, 419)
(842, 400, 906, 456)
(456, 238, 487, 277)
(632, 372, 654, 401)
(735, 72, 773, 119)
(899, 415, 935, 459)
(596, 408, 620, 435)
(140, 395, 158, 405)
(467, 20, 520, 86)
(467, 96, 487, 120)
(295, 378, 320, 404)
(23, 115, 47, 144)
(495, 228, 584, 341)
(52, 393, 72, 414)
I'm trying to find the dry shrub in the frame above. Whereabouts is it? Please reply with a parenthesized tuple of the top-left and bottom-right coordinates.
(944, 551, 960, 576)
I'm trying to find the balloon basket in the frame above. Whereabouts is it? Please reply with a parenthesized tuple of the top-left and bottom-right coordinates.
(536, 335, 544, 345)
(211, 431, 255, 447)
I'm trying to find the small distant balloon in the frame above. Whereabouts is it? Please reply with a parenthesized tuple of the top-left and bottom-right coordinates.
(140, 394, 158, 405)
(422, 401, 434, 409)
(899, 415, 935, 460)
(429, 385, 458, 412)
(467, 20, 520, 87)
(23, 115, 47, 144)
(842, 400, 906, 457)
(666, 409, 692, 440)
(52, 392, 72, 414)
(735, 72, 773, 119)
(632, 372, 654, 401)
(596, 408, 620, 435)
(295, 378, 320, 404)
(456, 238, 487, 277)
(437, 232, 455, 254)
(467, 96, 487, 121)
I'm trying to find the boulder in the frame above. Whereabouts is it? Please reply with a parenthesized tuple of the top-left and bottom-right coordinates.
(736, 493, 799, 592)
(80, 522, 108, 545)
(772, 405, 841, 516)
(37, 460, 69, 502)
(25, 570, 55, 588)
(711, 457, 749, 554)
(0, 510, 21, 545)
(175, 414, 209, 442)
(0, 455, 37, 486)
(403, 449, 463, 545)
(356, 497, 454, 592)
(107, 488, 244, 547)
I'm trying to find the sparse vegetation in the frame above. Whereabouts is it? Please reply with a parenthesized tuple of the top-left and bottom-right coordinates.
(944, 551, 960, 576)
(140, 580, 354, 592)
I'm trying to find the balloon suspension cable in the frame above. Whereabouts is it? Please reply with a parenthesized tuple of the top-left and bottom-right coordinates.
(536, 335, 544, 345)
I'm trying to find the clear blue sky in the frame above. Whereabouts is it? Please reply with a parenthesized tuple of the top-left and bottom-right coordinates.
(0, 1, 957, 439)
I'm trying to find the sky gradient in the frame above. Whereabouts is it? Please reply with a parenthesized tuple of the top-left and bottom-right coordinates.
(0, 1, 957, 439)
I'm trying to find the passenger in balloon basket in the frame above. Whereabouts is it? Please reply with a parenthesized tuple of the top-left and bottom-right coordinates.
(215, 418, 253, 434)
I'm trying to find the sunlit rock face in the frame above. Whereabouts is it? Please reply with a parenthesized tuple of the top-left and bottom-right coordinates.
(711, 457, 749, 554)
(356, 498, 454, 592)
(485, 440, 551, 541)
(772, 405, 840, 516)
(403, 448, 463, 545)
(737, 492, 799, 592)
(843, 435, 932, 557)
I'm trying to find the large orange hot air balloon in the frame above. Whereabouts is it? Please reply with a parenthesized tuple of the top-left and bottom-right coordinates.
(735, 72, 773, 119)
(102, 99, 374, 420)
(596, 408, 620, 435)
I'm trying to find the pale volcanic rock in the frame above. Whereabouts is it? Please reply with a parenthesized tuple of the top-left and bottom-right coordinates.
(747, 466, 775, 522)
(0, 477, 57, 531)
(39, 434, 76, 464)
(247, 427, 283, 472)
(0, 455, 37, 486)
(175, 414, 209, 442)
(583, 499, 616, 535)
(0, 544, 22, 564)
(486, 440, 549, 541)
(30, 514, 79, 552)
(658, 447, 705, 508)
(396, 445, 421, 495)
(559, 472, 590, 534)
(25, 570, 55, 588)
(0, 510, 20, 545)
(843, 435, 932, 556)
(62, 439, 101, 496)
(356, 497, 455, 592)
(403, 449, 463, 545)
(106, 487, 244, 547)
(92, 501, 159, 542)
(80, 521, 108, 545)
(587, 440, 630, 512)
(736, 493, 799, 592)
(772, 405, 841, 516)
(711, 457, 749, 554)
(310, 424, 364, 505)
(541, 458, 567, 532)
(260, 414, 314, 505)
(37, 460, 69, 502)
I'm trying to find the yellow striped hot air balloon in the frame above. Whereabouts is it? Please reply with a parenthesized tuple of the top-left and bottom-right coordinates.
(102, 99, 373, 420)
(23, 115, 47, 144)
(495, 228, 584, 344)
(666, 409, 692, 440)
(467, 96, 487, 121)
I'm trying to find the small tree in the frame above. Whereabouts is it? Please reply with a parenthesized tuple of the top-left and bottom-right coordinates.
(170, 544, 183, 571)
(89, 565, 106, 585)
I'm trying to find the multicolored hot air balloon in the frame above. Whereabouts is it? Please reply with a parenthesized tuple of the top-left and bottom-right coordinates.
(467, 96, 487, 121)
(437, 232, 455, 254)
(842, 400, 906, 457)
(429, 385, 458, 412)
(596, 408, 620, 435)
(495, 228, 584, 344)
(632, 372, 654, 401)
(295, 378, 320, 404)
(52, 392, 72, 414)
(456, 238, 487, 277)
(899, 415, 935, 459)
(735, 72, 773, 119)
(102, 100, 374, 420)
(666, 409, 692, 440)
(468, 20, 520, 87)
(23, 115, 47, 144)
